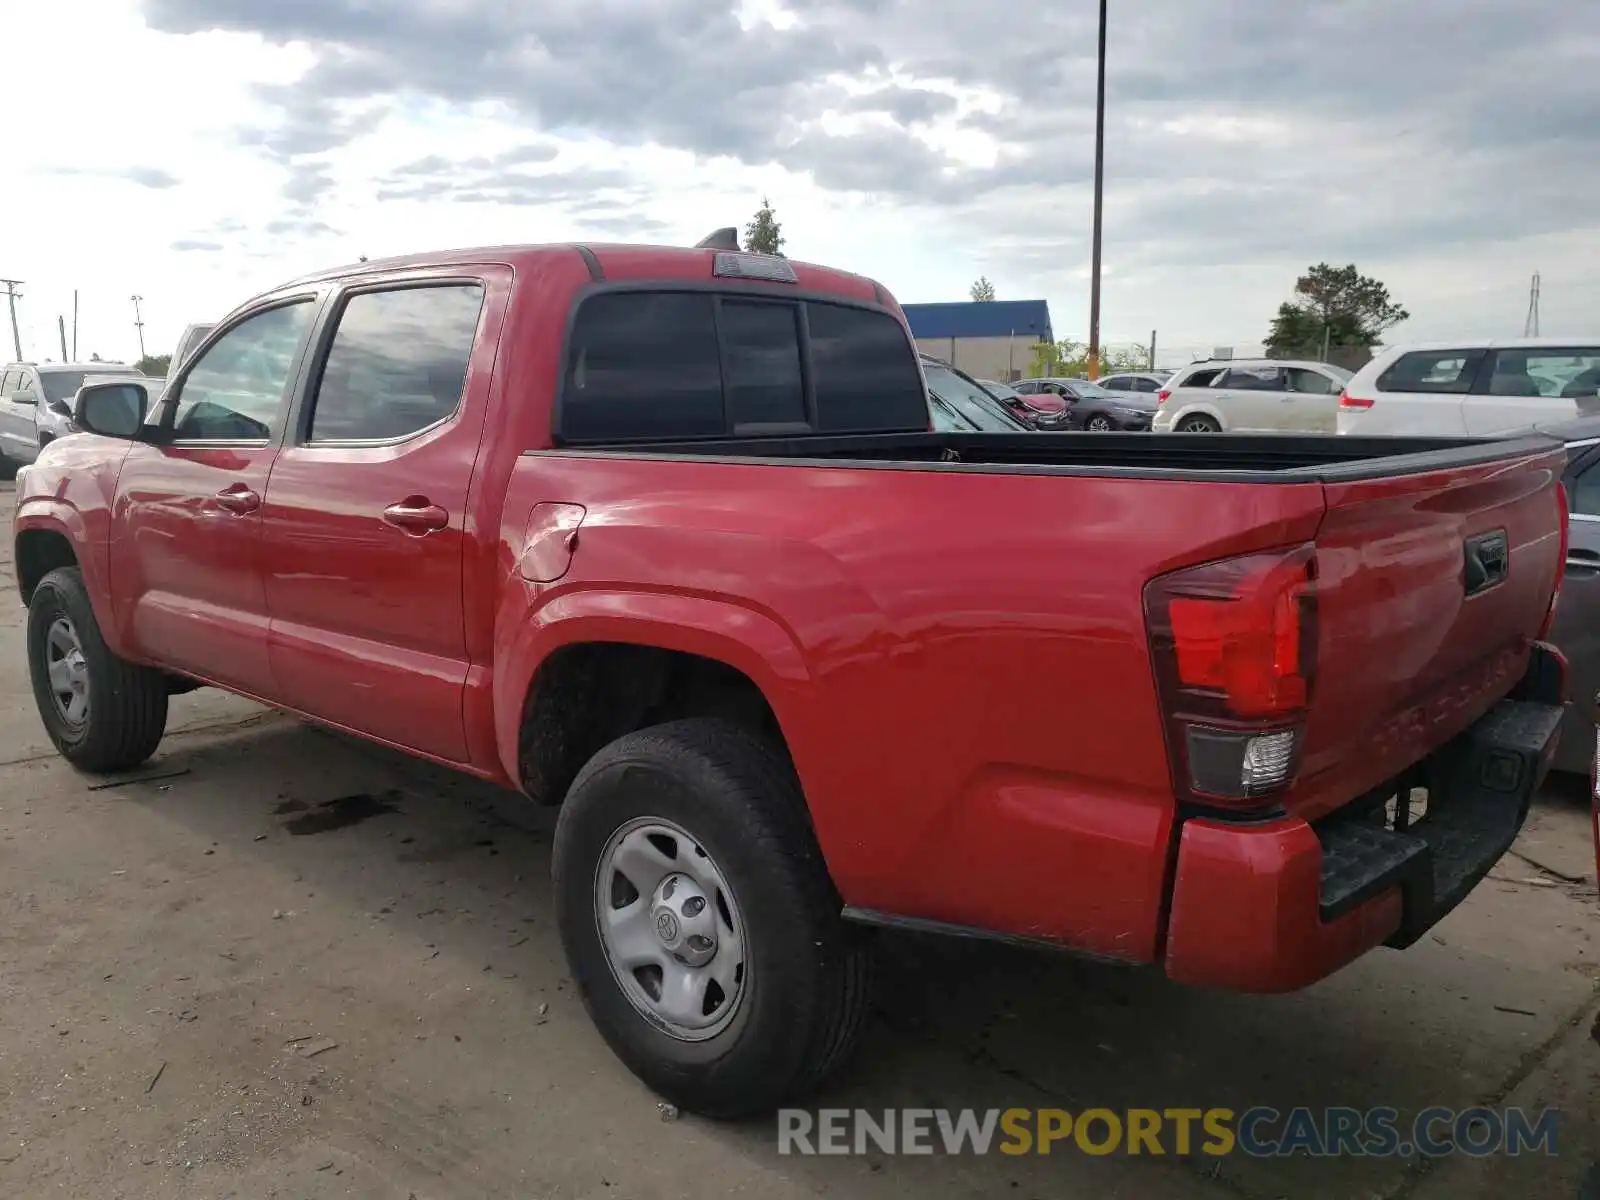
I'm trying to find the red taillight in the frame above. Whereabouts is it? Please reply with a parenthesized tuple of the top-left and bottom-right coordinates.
(1540, 482, 1569, 639)
(1338, 390, 1373, 410)
(1146, 545, 1318, 809)
(1157, 389, 1171, 406)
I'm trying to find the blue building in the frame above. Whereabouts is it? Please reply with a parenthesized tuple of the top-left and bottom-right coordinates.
(901, 300, 1054, 382)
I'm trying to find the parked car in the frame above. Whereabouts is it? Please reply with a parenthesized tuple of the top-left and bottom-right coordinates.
(992, 376, 1070, 428)
(0, 361, 144, 467)
(1100, 372, 1169, 394)
(1050, 379, 1158, 431)
(1153, 359, 1353, 434)
(13, 237, 1568, 1119)
(1337, 339, 1600, 437)
(922, 358, 1030, 432)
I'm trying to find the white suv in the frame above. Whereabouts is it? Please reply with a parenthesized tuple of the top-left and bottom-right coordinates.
(0, 361, 144, 467)
(1337, 339, 1600, 436)
(1152, 358, 1352, 434)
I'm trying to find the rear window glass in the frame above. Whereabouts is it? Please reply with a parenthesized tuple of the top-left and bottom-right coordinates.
(1378, 350, 1485, 394)
(558, 291, 924, 442)
(562, 292, 726, 442)
(720, 300, 805, 430)
(804, 301, 927, 433)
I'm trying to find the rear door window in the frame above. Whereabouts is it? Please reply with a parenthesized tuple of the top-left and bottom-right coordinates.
(307, 284, 484, 442)
(1378, 350, 1485, 394)
(1180, 367, 1224, 389)
(1286, 367, 1338, 395)
(1218, 366, 1284, 390)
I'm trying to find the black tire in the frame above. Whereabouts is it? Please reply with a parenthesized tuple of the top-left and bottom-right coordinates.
(1177, 415, 1221, 433)
(27, 566, 169, 772)
(552, 718, 873, 1117)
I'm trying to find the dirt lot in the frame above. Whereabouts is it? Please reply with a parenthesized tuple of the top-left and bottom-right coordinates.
(0, 476, 1596, 1200)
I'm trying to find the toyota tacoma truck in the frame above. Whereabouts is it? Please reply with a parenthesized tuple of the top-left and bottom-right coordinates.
(11, 237, 1571, 1117)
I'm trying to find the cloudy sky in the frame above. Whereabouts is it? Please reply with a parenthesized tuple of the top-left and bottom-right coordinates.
(3, 0, 1595, 368)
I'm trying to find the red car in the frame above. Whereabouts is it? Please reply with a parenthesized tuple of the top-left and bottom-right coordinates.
(13, 236, 1569, 1117)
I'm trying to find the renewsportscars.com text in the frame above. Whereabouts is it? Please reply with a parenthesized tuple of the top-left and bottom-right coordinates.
(777, 1106, 1560, 1158)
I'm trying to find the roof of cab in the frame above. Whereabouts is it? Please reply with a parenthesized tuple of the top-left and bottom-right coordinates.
(276, 242, 890, 308)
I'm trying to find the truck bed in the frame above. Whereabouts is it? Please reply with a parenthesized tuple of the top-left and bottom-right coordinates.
(544, 430, 1560, 483)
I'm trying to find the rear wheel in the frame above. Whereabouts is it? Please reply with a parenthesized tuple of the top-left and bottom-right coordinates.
(552, 718, 873, 1117)
(1085, 414, 1114, 432)
(1177, 414, 1221, 433)
(27, 567, 169, 772)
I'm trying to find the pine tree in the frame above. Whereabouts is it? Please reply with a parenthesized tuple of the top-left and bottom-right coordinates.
(744, 198, 786, 257)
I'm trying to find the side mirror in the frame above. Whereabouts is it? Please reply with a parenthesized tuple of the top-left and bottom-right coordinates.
(8, 389, 38, 406)
(73, 381, 150, 439)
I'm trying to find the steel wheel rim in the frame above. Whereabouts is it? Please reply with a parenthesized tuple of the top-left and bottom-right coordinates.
(45, 617, 90, 728)
(593, 817, 747, 1041)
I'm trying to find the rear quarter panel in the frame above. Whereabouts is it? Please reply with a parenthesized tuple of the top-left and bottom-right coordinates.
(496, 452, 1326, 960)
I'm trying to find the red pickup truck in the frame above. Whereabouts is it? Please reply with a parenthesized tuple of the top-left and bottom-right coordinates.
(11, 239, 1571, 1117)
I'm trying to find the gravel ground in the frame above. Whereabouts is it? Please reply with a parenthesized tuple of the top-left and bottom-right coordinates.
(0, 477, 1595, 1199)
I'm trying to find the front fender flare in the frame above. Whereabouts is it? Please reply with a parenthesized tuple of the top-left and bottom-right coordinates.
(12, 503, 123, 649)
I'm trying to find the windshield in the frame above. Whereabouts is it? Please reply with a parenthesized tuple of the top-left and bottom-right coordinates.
(923, 364, 1026, 431)
(40, 368, 137, 404)
(1071, 382, 1116, 399)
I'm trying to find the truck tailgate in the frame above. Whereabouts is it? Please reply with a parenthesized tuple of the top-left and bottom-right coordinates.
(1289, 445, 1567, 821)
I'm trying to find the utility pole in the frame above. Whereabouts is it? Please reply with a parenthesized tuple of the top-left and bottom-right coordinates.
(72, 290, 79, 360)
(58, 316, 69, 361)
(1523, 272, 1541, 338)
(2, 279, 23, 360)
(131, 294, 146, 359)
(1086, 0, 1108, 381)
(1149, 329, 1157, 371)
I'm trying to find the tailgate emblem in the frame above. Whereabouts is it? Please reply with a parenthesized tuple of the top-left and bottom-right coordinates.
(1464, 530, 1509, 596)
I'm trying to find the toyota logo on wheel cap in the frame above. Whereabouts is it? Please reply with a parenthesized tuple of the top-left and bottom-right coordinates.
(655, 910, 680, 943)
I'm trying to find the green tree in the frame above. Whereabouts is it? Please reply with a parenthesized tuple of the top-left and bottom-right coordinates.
(743, 197, 785, 257)
(969, 276, 996, 302)
(1029, 339, 1148, 377)
(136, 353, 171, 377)
(1265, 263, 1409, 359)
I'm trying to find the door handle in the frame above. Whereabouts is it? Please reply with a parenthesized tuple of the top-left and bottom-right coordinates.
(383, 497, 449, 536)
(214, 484, 261, 515)
(1567, 547, 1600, 571)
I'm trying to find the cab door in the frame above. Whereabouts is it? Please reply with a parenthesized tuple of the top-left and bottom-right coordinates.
(1209, 365, 1288, 431)
(108, 298, 321, 695)
(260, 270, 507, 762)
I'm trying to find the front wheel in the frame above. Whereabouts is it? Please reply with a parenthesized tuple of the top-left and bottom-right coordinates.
(552, 718, 873, 1117)
(27, 567, 169, 772)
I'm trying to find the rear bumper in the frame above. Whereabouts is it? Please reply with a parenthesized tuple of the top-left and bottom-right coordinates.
(1163, 654, 1565, 993)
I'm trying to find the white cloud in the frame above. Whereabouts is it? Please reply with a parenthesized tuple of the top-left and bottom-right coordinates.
(2, 0, 1596, 371)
